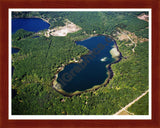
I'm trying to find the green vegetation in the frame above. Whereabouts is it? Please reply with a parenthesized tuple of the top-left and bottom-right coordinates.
(136, 28, 149, 38)
(128, 93, 149, 115)
(12, 29, 33, 41)
(12, 11, 148, 37)
(12, 11, 149, 115)
(108, 41, 149, 92)
(12, 36, 88, 82)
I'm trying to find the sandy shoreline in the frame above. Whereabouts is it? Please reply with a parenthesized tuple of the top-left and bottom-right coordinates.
(43, 19, 81, 37)
(110, 45, 120, 58)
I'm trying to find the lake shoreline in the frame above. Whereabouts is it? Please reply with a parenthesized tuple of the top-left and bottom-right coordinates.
(12, 17, 51, 25)
(12, 46, 21, 50)
(52, 35, 122, 97)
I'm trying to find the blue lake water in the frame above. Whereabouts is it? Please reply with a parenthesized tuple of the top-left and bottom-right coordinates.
(12, 47, 20, 54)
(12, 18, 50, 34)
(57, 35, 120, 93)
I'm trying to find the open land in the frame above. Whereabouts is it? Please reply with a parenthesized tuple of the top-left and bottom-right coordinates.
(44, 19, 81, 37)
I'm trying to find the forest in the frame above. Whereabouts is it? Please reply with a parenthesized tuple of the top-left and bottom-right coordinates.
(12, 11, 149, 115)
(128, 93, 149, 115)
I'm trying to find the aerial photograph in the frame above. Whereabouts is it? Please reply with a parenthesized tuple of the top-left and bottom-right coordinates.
(11, 9, 150, 116)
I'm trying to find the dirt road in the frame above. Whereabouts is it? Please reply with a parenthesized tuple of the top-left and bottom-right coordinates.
(114, 89, 149, 115)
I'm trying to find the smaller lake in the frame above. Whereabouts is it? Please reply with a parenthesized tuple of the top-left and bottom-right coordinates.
(12, 47, 20, 54)
(12, 18, 50, 33)
(32, 36, 40, 38)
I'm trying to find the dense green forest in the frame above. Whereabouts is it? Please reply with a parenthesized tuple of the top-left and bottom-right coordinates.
(12, 29, 34, 41)
(12, 34, 88, 83)
(12, 11, 149, 115)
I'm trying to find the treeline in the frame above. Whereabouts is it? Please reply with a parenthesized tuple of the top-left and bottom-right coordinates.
(12, 34, 88, 83)
(62, 11, 148, 38)
(12, 29, 34, 41)
(12, 12, 32, 18)
(102, 12, 148, 38)
(12, 11, 65, 29)
(12, 11, 149, 38)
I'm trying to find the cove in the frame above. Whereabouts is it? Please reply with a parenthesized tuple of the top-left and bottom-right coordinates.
(53, 35, 122, 96)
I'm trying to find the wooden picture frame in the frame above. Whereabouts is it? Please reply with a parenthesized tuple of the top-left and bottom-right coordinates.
(0, 0, 160, 127)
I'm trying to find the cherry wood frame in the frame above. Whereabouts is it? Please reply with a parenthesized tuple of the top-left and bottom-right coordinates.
(0, 0, 160, 128)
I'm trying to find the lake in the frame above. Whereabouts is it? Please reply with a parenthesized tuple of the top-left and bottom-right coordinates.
(55, 35, 121, 95)
(12, 18, 50, 34)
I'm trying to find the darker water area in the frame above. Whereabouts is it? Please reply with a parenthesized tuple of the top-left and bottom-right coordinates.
(57, 35, 119, 93)
(12, 18, 50, 33)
